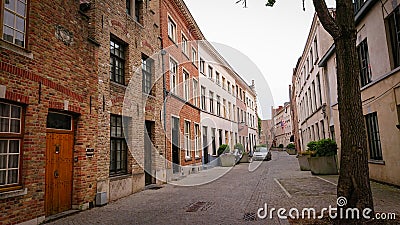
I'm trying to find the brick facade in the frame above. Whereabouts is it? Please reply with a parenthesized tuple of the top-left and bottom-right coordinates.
(0, 1, 97, 224)
(160, 0, 204, 177)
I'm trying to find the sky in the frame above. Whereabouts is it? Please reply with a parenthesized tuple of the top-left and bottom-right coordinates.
(184, 0, 335, 119)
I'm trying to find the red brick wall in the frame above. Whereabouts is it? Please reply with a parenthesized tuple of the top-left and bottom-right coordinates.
(0, 1, 98, 224)
(161, 0, 201, 167)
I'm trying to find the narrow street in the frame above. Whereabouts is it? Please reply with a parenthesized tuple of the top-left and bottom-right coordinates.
(48, 151, 400, 225)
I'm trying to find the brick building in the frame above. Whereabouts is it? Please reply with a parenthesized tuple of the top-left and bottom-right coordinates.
(92, 0, 163, 203)
(0, 1, 98, 224)
(160, 0, 204, 178)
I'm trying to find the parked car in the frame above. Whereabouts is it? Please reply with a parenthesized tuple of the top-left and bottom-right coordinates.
(252, 147, 272, 161)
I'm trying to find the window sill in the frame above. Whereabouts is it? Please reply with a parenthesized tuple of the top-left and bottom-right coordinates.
(168, 37, 178, 48)
(110, 81, 127, 89)
(368, 159, 385, 165)
(109, 173, 132, 181)
(0, 39, 33, 59)
(0, 187, 27, 199)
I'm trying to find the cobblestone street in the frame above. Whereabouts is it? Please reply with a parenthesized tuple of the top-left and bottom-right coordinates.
(48, 151, 400, 225)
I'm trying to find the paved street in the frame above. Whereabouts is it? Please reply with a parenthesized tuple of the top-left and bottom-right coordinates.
(48, 151, 400, 225)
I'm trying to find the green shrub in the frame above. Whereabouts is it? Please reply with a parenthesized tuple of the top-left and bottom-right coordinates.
(218, 144, 230, 156)
(234, 143, 244, 152)
(286, 143, 295, 149)
(314, 139, 337, 157)
(278, 144, 284, 148)
(307, 141, 318, 151)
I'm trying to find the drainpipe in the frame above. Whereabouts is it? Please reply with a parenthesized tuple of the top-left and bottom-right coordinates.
(161, 48, 167, 182)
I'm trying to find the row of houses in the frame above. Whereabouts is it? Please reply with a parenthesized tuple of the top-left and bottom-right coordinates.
(289, 0, 400, 187)
(0, 0, 258, 224)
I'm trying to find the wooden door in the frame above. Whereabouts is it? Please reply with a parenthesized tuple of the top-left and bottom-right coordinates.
(45, 132, 74, 216)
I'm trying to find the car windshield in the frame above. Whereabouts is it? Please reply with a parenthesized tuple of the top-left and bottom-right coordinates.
(255, 147, 268, 152)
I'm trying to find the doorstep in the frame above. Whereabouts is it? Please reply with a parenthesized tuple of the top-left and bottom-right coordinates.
(44, 210, 80, 223)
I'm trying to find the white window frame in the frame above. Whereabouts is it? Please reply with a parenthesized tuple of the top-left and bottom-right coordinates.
(167, 15, 177, 42)
(169, 56, 178, 94)
(184, 120, 191, 159)
(193, 78, 199, 107)
(183, 69, 190, 101)
(194, 123, 200, 158)
(181, 33, 188, 56)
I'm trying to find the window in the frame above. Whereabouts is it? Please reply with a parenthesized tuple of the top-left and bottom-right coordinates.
(200, 58, 205, 74)
(209, 91, 214, 114)
(126, 0, 142, 22)
(183, 70, 190, 101)
(216, 95, 221, 116)
(47, 112, 72, 130)
(357, 39, 371, 87)
(310, 49, 313, 70)
(365, 112, 383, 160)
(193, 79, 198, 106)
(126, 0, 131, 15)
(218, 129, 223, 146)
(142, 55, 153, 95)
(312, 81, 317, 110)
(387, 8, 400, 69)
(110, 115, 128, 175)
(169, 58, 178, 94)
(168, 16, 176, 42)
(233, 104, 236, 121)
(222, 77, 226, 89)
(182, 34, 188, 56)
(184, 121, 191, 158)
(320, 120, 325, 139)
(208, 66, 213, 79)
(227, 81, 231, 93)
(194, 124, 200, 158)
(2, 0, 27, 47)
(201, 86, 206, 110)
(216, 72, 220, 85)
(211, 128, 216, 155)
(223, 99, 226, 118)
(228, 102, 231, 120)
(316, 74, 322, 106)
(354, 0, 367, 13)
(110, 37, 126, 85)
(313, 37, 319, 61)
(329, 125, 335, 141)
(192, 48, 197, 65)
(0, 102, 23, 187)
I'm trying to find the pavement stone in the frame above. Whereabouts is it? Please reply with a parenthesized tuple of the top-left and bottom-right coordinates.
(47, 151, 400, 225)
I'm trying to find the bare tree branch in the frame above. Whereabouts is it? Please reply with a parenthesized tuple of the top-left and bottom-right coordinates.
(312, 0, 341, 39)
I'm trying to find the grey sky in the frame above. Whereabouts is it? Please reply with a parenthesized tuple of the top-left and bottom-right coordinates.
(184, 0, 335, 119)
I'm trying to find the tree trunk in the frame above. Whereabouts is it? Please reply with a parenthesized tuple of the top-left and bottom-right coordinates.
(312, 0, 374, 221)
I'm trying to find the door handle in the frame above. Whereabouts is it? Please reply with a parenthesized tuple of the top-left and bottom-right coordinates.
(54, 170, 59, 178)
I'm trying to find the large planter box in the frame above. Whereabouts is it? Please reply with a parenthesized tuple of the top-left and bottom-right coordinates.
(240, 154, 250, 163)
(298, 155, 311, 171)
(308, 155, 338, 175)
(220, 154, 236, 167)
(286, 148, 297, 155)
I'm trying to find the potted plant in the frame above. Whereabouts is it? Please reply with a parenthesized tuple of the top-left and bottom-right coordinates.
(218, 144, 235, 167)
(286, 143, 296, 155)
(308, 139, 338, 175)
(297, 150, 312, 171)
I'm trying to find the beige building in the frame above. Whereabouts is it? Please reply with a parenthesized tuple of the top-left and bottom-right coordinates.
(260, 119, 274, 148)
(272, 103, 293, 147)
(292, 1, 400, 186)
(291, 12, 334, 152)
